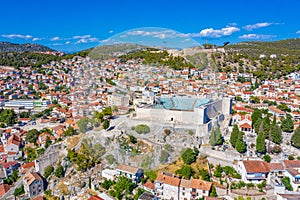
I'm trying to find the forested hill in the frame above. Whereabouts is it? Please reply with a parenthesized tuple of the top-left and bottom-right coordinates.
(0, 42, 55, 53)
(214, 38, 300, 80)
(224, 38, 300, 58)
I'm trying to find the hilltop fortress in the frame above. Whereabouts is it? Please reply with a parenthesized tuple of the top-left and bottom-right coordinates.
(133, 94, 232, 142)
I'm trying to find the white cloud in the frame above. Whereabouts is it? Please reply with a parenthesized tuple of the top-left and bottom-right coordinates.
(198, 26, 240, 38)
(228, 22, 238, 27)
(75, 37, 99, 44)
(50, 36, 60, 41)
(32, 37, 42, 41)
(296, 30, 300, 34)
(65, 41, 70, 44)
(109, 30, 114, 34)
(72, 35, 91, 39)
(239, 34, 276, 40)
(1, 34, 32, 39)
(127, 30, 179, 39)
(243, 22, 272, 31)
(52, 43, 63, 46)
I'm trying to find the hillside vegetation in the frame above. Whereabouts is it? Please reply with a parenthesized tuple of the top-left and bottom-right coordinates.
(214, 38, 300, 80)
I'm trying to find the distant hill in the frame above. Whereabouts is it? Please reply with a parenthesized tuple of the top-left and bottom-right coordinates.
(225, 38, 300, 58)
(0, 41, 55, 53)
(88, 43, 148, 60)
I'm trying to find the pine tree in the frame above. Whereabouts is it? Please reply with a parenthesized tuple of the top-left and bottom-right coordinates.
(281, 114, 294, 133)
(251, 109, 262, 125)
(254, 118, 263, 134)
(271, 125, 282, 145)
(291, 126, 300, 148)
(230, 124, 239, 147)
(256, 133, 266, 154)
(262, 117, 271, 138)
(210, 127, 223, 146)
(210, 127, 216, 146)
(235, 132, 246, 153)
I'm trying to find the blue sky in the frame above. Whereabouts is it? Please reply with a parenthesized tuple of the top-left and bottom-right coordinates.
(1, 0, 299, 51)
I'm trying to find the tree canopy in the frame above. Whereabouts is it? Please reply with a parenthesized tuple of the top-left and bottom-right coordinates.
(281, 115, 294, 133)
(210, 127, 223, 146)
(291, 126, 300, 148)
(181, 148, 198, 164)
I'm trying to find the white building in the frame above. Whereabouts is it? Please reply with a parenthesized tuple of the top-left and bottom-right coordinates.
(155, 172, 180, 200)
(238, 160, 270, 183)
(101, 169, 118, 181)
(179, 178, 211, 200)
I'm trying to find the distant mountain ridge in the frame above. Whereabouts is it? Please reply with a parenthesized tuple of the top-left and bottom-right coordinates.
(225, 38, 300, 58)
(0, 41, 55, 53)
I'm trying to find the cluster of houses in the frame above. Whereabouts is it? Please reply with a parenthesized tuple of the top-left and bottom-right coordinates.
(101, 164, 212, 200)
(238, 159, 300, 193)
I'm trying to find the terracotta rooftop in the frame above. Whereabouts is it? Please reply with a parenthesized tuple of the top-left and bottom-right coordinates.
(156, 173, 180, 187)
(286, 168, 300, 177)
(88, 195, 104, 200)
(240, 123, 252, 129)
(269, 163, 284, 171)
(190, 178, 212, 191)
(144, 181, 155, 190)
(284, 160, 300, 168)
(180, 179, 190, 188)
(243, 160, 270, 173)
(0, 183, 11, 197)
(2, 161, 19, 169)
(117, 164, 141, 174)
(24, 172, 43, 186)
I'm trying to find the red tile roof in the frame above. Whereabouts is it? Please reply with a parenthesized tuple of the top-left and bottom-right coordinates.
(269, 163, 284, 171)
(156, 173, 180, 187)
(3, 161, 18, 169)
(144, 181, 155, 190)
(88, 195, 104, 200)
(243, 160, 270, 173)
(240, 123, 252, 129)
(283, 160, 300, 168)
(0, 183, 11, 197)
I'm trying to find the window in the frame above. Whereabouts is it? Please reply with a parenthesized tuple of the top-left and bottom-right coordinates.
(182, 192, 185, 195)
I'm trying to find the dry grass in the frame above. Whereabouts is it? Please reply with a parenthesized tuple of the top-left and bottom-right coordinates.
(157, 158, 184, 174)
(66, 133, 84, 149)
(157, 156, 209, 178)
(58, 180, 69, 195)
(86, 188, 98, 196)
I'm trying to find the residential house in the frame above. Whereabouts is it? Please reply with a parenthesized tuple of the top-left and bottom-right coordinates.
(238, 160, 270, 183)
(283, 160, 300, 191)
(0, 183, 11, 198)
(232, 113, 253, 133)
(102, 169, 118, 181)
(2, 161, 20, 178)
(20, 161, 35, 174)
(179, 178, 212, 200)
(155, 172, 180, 200)
(116, 164, 143, 184)
(268, 106, 286, 117)
(23, 172, 44, 198)
(37, 133, 55, 148)
(4, 134, 21, 153)
(144, 181, 155, 193)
